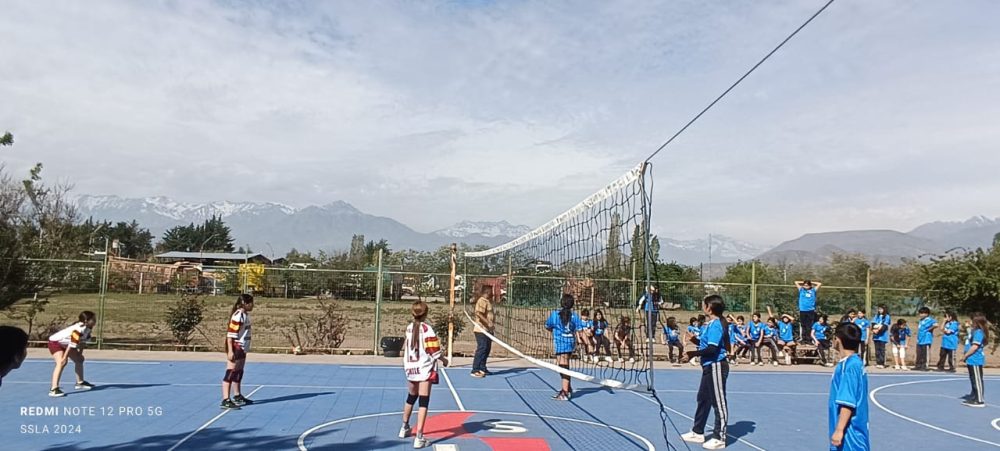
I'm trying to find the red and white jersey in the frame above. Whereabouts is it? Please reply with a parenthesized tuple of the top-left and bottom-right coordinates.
(403, 322, 442, 382)
(227, 309, 252, 351)
(49, 322, 91, 349)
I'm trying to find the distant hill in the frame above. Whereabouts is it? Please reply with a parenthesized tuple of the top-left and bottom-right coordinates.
(757, 230, 943, 265)
(908, 215, 1000, 250)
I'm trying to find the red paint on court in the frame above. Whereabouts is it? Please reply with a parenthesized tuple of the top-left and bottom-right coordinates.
(481, 437, 552, 451)
(423, 412, 476, 439)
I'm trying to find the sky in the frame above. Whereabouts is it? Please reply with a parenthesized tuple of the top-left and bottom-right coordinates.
(1, 1, 998, 245)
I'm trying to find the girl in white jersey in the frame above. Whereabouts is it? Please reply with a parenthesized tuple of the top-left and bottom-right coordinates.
(48, 311, 97, 397)
(399, 301, 448, 449)
(221, 294, 254, 410)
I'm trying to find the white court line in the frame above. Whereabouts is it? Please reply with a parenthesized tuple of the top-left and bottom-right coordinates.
(440, 367, 465, 411)
(869, 378, 1000, 448)
(993, 418, 1000, 432)
(296, 410, 655, 451)
(166, 385, 265, 451)
(629, 391, 766, 451)
(23, 359, 160, 365)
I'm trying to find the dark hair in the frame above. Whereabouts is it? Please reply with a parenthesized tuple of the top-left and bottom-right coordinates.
(751, 312, 760, 319)
(836, 322, 862, 352)
(819, 314, 828, 323)
(767, 317, 777, 327)
(689, 317, 698, 325)
(0, 326, 28, 373)
(703, 294, 729, 346)
(410, 301, 429, 353)
(480, 284, 493, 296)
(943, 311, 955, 321)
(697, 314, 706, 324)
(858, 309, 866, 315)
(666, 316, 677, 329)
(559, 294, 574, 326)
(594, 309, 605, 320)
(231, 293, 254, 314)
(78, 311, 96, 323)
(736, 315, 745, 321)
(803, 279, 812, 285)
(581, 308, 590, 317)
(897, 318, 906, 325)
(847, 309, 857, 315)
(972, 312, 990, 343)
(918, 306, 930, 315)
(877, 305, 888, 315)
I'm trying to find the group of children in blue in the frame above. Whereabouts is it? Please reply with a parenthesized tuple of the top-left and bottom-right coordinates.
(540, 287, 991, 450)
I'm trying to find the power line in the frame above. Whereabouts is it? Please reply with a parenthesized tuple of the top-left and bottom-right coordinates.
(645, 0, 836, 162)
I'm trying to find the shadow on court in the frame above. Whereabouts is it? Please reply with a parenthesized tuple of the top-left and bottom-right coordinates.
(484, 368, 535, 376)
(89, 383, 168, 392)
(727, 420, 757, 440)
(43, 427, 294, 451)
(251, 391, 335, 405)
(570, 385, 614, 398)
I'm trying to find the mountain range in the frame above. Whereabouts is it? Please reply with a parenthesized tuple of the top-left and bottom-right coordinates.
(74, 195, 1000, 265)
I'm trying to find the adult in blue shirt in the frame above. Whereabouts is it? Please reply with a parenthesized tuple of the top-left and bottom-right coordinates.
(960, 313, 988, 408)
(795, 280, 822, 344)
(635, 285, 662, 343)
(936, 312, 960, 373)
(914, 307, 937, 371)
(870, 306, 891, 369)
(829, 322, 870, 451)
(681, 295, 730, 450)
(545, 294, 583, 401)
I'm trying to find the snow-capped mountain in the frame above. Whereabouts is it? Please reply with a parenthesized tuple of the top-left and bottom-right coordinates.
(433, 221, 531, 239)
(660, 235, 770, 265)
(908, 215, 1000, 250)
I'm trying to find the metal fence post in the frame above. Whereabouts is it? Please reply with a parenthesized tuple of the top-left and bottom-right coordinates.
(373, 249, 384, 355)
(96, 239, 109, 350)
(750, 260, 757, 314)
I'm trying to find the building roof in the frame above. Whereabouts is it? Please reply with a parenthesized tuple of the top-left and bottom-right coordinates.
(155, 251, 271, 263)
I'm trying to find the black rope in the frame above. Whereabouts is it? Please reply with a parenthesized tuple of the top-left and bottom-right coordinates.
(645, 0, 837, 162)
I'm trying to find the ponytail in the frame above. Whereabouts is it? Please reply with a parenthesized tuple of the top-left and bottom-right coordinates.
(703, 294, 728, 346)
(559, 294, 574, 326)
(410, 301, 429, 353)
(231, 294, 253, 315)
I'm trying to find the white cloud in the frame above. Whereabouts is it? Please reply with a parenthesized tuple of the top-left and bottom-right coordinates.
(0, 0, 998, 243)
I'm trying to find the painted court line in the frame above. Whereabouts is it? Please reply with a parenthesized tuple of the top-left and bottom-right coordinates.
(993, 418, 1000, 432)
(440, 367, 466, 411)
(629, 391, 766, 451)
(296, 410, 655, 451)
(869, 378, 1000, 448)
(24, 359, 160, 365)
(166, 385, 266, 451)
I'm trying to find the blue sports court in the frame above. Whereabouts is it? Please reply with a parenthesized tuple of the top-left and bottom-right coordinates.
(2, 357, 997, 450)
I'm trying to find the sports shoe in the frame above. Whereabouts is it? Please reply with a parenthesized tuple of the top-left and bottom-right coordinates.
(893, 365, 900, 370)
(75, 381, 95, 390)
(960, 394, 973, 401)
(824, 363, 834, 367)
(777, 351, 784, 358)
(962, 400, 986, 408)
(470, 371, 485, 378)
(902, 366, 910, 371)
(398, 424, 411, 438)
(233, 394, 254, 406)
(413, 435, 429, 449)
(552, 391, 569, 401)
(49, 388, 66, 398)
(876, 365, 884, 369)
(785, 355, 792, 365)
(772, 361, 779, 366)
(681, 431, 705, 443)
(220, 398, 241, 410)
(703, 438, 727, 449)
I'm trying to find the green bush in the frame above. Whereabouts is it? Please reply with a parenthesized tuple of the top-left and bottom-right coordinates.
(166, 294, 204, 346)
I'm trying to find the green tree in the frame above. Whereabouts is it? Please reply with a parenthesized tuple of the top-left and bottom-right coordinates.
(158, 215, 234, 252)
(349, 234, 365, 265)
(606, 213, 622, 275)
(919, 246, 1000, 347)
(79, 219, 154, 259)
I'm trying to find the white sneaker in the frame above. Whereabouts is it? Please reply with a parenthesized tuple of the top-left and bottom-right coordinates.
(902, 366, 910, 371)
(778, 351, 784, 357)
(785, 355, 792, 365)
(876, 365, 884, 369)
(894, 365, 900, 370)
(703, 438, 727, 449)
(681, 431, 705, 443)
(398, 424, 411, 438)
(413, 436, 428, 449)
(772, 361, 779, 366)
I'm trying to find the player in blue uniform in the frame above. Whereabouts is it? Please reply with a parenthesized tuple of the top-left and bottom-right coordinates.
(829, 322, 870, 450)
(914, 307, 937, 371)
(936, 311, 959, 372)
(960, 313, 989, 407)
(545, 294, 583, 401)
(681, 295, 729, 450)
(853, 310, 870, 365)
(870, 305, 891, 369)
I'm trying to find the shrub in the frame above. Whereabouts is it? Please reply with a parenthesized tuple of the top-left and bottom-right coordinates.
(280, 299, 347, 352)
(166, 294, 204, 346)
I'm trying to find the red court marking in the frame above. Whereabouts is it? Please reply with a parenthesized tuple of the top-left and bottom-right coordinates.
(423, 412, 475, 439)
(481, 437, 551, 451)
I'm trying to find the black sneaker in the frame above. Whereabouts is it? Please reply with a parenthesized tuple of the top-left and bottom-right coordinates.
(49, 388, 66, 398)
(220, 398, 241, 410)
(962, 400, 986, 408)
(233, 394, 254, 406)
(960, 394, 974, 401)
(75, 381, 95, 391)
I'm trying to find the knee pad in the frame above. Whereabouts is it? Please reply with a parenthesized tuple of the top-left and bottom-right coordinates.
(406, 393, 419, 406)
(223, 369, 234, 382)
(418, 395, 430, 408)
(232, 370, 244, 383)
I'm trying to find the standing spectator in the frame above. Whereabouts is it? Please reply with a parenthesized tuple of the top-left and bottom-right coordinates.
(828, 322, 870, 450)
(812, 315, 833, 367)
(635, 285, 662, 343)
(1, 326, 29, 388)
(592, 309, 612, 361)
(961, 313, 988, 408)
(795, 280, 822, 343)
(471, 285, 495, 378)
(936, 312, 959, 373)
(914, 307, 937, 371)
(871, 306, 891, 369)
(853, 310, 870, 366)
(890, 319, 911, 371)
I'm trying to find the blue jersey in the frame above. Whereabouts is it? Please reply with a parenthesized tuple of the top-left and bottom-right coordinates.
(593, 319, 608, 336)
(580, 318, 594, 330)
(917, 317, 937, 345)
(778, 321, 794, 342)
(853, 318, 870, 341)
(637, 293, 660, 313)
(798, 287, 817, 312)
(730, 323, 746, 344)
(967, 329, 986, 366)
(871, 314, 891, 343)
(664, 326, 680, 343)
(829, 354, 870, 451)
(941, 320, 959, 351)
(545, 311, 582, 354)
(687, 325, 700, 339)
(698, 318, 727, 365)
(813, 322, 828, 341)
(762, 324, 775, 338)
(748, 321, 763, 340)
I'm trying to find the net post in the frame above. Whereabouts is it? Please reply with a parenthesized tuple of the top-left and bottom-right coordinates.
(448, 243, 457, 366)
(639, 162, 655, 392)
(865, 267, 872, 365)
(373, 248, 384, 355)
(751, 260, 757, 314)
